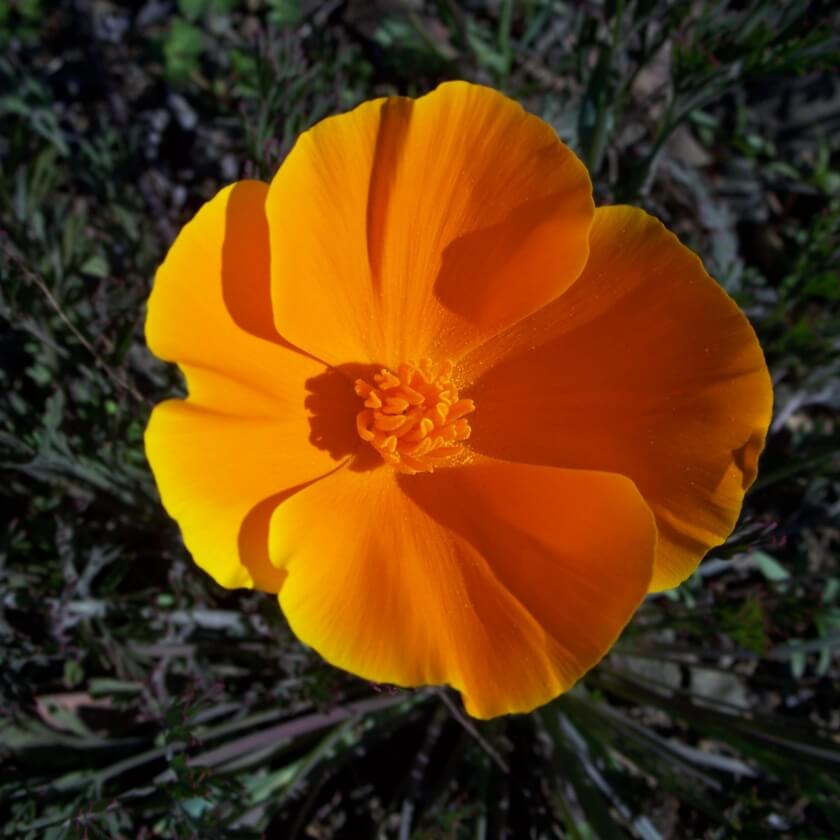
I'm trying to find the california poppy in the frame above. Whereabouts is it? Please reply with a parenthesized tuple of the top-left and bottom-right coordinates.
(145, 82, 772, 719)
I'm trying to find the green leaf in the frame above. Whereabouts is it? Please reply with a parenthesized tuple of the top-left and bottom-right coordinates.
(178, 0, 209, 20)
(63, 660, 84, 689)
(164, 20, 204, 82)
(267, 0, 300, 27)
(80, 254, 109, 278)
(752, 551, 790, 582)
(88, 679, 143, 698)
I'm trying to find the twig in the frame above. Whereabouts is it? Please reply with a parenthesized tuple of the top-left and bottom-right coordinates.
(6, 247, 148, 405)
(434, 688, 509, 774)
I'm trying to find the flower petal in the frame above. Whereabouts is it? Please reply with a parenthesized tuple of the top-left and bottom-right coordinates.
(269, 459, 654, 718)
(145, 181, 352, 589)
(146, 403, 341, 590)
(462, 206, 773, 591)
(266, 81, 593, 367)
(146, 180, 323, 408)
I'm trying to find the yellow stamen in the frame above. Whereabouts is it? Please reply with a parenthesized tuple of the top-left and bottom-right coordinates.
(354, 358, 475, 474)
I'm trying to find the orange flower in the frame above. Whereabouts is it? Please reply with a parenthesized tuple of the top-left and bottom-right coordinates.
(145, 82, 772, 719)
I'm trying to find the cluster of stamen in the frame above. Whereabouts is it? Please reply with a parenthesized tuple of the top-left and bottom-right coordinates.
(354, 358, 475, 474)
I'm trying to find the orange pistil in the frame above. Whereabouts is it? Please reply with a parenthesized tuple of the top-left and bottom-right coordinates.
(354, 358, 475, 473)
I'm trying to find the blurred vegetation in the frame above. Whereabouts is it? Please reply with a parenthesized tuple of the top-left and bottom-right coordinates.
(1, 0, 839, 837)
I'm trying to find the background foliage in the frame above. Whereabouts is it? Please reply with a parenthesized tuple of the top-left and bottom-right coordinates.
(1, 0, 839, 837)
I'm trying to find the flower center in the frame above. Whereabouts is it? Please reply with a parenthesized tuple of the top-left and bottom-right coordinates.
(354, 358, 475, 474)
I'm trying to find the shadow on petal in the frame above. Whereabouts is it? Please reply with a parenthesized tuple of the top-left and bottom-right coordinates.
(366, 97, 413, 294)
(221, 179, 329, 362)
(239, 471, 345, 593)
(731, 428, 766, 492)
(434, 183, 581, 332)
(221, 180, 285, 344)
(304, 364, 384, 473)
(238, 490, 296, 593)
